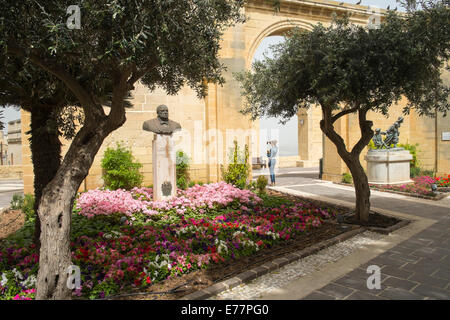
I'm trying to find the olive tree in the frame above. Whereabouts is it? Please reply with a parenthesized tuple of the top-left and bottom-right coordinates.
(0, 0, 245, 299)
(236, 4, 449, 223)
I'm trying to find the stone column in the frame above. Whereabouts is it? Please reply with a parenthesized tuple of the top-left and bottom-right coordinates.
(152, 134, 176, 201)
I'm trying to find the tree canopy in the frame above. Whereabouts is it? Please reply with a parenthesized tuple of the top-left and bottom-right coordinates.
(237, 8, 449, 122)
(236, 3, 449, 222)
(0, 0, 246, 299)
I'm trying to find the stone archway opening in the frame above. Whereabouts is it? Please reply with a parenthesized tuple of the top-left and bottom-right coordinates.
(248, 27, 323, 170)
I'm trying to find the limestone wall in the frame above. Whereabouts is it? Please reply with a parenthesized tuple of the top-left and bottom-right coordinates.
(0, 165, 22, 180)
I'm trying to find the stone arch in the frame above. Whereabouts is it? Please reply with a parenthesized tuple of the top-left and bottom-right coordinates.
(246, 19, 320, 168)
(246, 19, 315, 69)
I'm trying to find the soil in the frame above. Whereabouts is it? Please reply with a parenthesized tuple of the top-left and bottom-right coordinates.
(0, 209, 25, 239)
(343, 212, 401, 228)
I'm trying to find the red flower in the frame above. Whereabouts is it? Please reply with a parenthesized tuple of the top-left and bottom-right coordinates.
(146, 276, 151, 284)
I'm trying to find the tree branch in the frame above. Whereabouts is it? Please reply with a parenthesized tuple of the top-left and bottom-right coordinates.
(6, 43, 104, 122)
(351, 108, 374, 156)
(331, 107, 358, 123)
(107, 67, 133, 130)
(320, 106, 351, 161)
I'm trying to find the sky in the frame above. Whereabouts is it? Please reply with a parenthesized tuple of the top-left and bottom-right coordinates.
(1, 0, 405, 139)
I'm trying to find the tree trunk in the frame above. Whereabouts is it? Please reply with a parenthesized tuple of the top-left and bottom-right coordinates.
(35, 116, 122, 300)
(30, 107, 62, 250)
(343, 157, 371, 222)
(320, 106, 373, 223)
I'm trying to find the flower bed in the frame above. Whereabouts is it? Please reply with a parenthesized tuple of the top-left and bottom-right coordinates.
(369, 175, 450, 199)
(0, 183, 336, 300)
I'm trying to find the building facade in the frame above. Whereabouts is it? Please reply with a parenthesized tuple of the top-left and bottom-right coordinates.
(7, 119, 21, 166)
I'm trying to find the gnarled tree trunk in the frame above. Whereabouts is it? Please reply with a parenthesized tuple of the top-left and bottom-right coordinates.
(320, 106, 373, 223)
(342, 157, 371, 222)
(30, 106, 62, 250)
(35, 112, 124, 300)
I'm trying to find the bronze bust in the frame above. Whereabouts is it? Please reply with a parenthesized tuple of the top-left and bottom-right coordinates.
(142, 104, 181, 135)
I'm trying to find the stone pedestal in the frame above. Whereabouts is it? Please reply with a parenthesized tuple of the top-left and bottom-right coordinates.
(364, 148, 413, 185)
(152, 134, 176, 201)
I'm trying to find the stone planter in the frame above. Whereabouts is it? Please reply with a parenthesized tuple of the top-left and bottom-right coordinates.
(365, 148, 413, 185)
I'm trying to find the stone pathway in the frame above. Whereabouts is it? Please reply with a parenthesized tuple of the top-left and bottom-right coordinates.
(0, 179, 23, 210)
(210, 231, 386, 300)
(233, 167, 450, 300)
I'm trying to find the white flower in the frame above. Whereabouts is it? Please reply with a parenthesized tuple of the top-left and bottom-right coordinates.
(1, 273, 8, 287)
(20, 275, 37, 289)
(12, 268, 23, 280)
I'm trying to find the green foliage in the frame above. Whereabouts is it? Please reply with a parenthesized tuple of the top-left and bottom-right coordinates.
(9, 194, 23, 210)
(188, 181, 204, 188)
(9, 194, 35, 222)
(396, 142, 436, 178)
(259, 193, 293, 208)
(398, 142, 420, 168)
(342, 173, 353, 184)
(367, 140, 376, 150)
(88, 279, 119, 300)
(410, 166, 422, 178)
(101, 142, 143, 190)
(176, 150, 190, 190)
(21, 194, 35, 222)
(221, 141, 250, 189)
(256, 175, 268, 194)
(420, 169, 435, 178)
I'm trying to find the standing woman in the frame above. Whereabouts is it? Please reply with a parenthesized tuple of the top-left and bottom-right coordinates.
(268, 140, 278, 186)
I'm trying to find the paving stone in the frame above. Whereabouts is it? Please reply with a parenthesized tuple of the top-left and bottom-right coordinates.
(379, 287, 424, 300)
(236, 270, 257, 282)
(390, 246, 416, 256)
(432, 270, 450, 281)
(366, 256, 407, 268)
(401, 262, 440, 276)
(382, 276, 419, 291)
(302, 292, 335, 300)
(432, 247, 450, 256)
(272, 257, 290, 268)
(345, 268, 370, 281)
(397, 241, 428, 250)
(389, 253, 421, 263)
(182, 289, 212, 300)
(380, 266, 414, 279)
(407, 273, 449, 289)
(412, 284, 450, 300)
(317, 283, 355, 299)
(334, 276, 384, 293)
(439, 255, 450, 265)
(203, 283, 227, 296)
(252, 266, 269, 277)
(260, 261, 278, 273)
(345, 290, 387, 300)
(222, 277, 242, 290)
